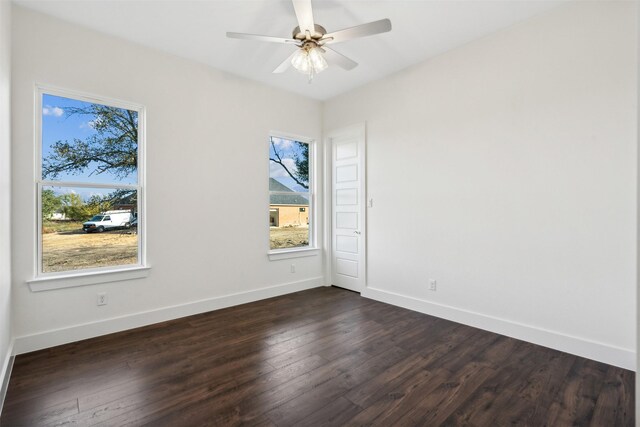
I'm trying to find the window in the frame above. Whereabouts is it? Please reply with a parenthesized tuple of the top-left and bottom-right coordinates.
(36, 87, 145, 277)
(269, 135, 313, 251)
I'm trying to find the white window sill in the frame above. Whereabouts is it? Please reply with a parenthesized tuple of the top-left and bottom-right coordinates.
(27, 266, 150, 292)
(268, 248, 319, 261)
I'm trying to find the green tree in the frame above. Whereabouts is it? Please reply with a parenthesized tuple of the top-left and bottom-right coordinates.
(43, 105, 138, 180)
(60, 193, 91, 221)
(86, 194, 113, 217)
(293, 142, 308, 185)
(41, 189, 63, 219)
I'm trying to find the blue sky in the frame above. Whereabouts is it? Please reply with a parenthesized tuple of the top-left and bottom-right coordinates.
(42, 94, 138, 199)
(269, 137, 309, 194)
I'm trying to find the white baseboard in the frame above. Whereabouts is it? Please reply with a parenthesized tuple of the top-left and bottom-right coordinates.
(362, 287, 635, 371)
(0, 338, 15, 416)
(13, 277, 325, 355)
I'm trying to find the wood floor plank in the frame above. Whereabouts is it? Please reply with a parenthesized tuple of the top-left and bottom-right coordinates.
(394, 362, 496, 426)
(0, 397, 78, 427)
(344, 352, 428, 407)
(294, 396, 363, 427)
(439, 342, 548, 425)
(0, 286, 632, 427)
(348, 367, 454, 426)
(590, 365, 635, 427)
(265, 346, 409, 426)
(546, 357, 610, 426)
(264, 319, 381, 368)
(125, 350, 370, 426)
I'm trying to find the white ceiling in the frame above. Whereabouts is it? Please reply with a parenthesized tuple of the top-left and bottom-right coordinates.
(14, 0, 567, 100)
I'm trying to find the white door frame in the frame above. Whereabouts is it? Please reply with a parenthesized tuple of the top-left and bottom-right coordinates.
(324, 123, 366, 292)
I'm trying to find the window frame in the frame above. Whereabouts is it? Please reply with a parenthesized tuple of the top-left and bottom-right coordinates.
(33, 84, 147, 283)
(268, 132, 318, 259)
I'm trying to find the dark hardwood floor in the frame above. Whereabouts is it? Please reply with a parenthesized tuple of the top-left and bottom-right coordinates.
(0, 286, 634, 426)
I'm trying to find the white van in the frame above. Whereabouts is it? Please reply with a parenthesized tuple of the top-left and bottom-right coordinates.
(83, 210, 133, 233)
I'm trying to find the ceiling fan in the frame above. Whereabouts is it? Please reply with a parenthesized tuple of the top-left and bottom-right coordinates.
(226, 0, 392, 82)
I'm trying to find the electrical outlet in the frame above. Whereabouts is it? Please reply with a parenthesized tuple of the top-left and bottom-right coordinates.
(429, 279, 437, 291)
(290, 264, 296, 273)
(97, 292, 108, 306)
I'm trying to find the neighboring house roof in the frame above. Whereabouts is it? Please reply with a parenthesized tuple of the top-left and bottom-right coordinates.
(112, 192, 137, 212)
(269, 178, 309, 206)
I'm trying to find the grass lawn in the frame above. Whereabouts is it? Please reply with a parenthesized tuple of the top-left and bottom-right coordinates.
(42, 220, 85, 234)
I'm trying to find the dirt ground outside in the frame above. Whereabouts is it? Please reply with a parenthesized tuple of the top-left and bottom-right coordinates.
(42, 221, 305, 272)
(270, 226, 309, 250)
(42, 221, 138, 273)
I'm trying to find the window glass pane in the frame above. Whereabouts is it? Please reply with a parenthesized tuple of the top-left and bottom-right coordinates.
(41, 186, 138, 273)
(41, 94, 138, 185)
(269, 203, 310, 250)
(269, 136, 311, 250)
(269, 137, 309, 193)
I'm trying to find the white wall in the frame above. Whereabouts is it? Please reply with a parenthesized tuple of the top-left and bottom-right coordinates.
(11, 6, 324, 352)
(0, 0, 13, 403)
(325, 1, 637, 369)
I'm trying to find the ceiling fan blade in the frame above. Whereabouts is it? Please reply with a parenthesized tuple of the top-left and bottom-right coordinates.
(292, 0, 315, 34)
(226, 32, 298, 44)
(323, 47, 358, 71)
(273, 51, 298, 73)
(322, 19, 392, 44)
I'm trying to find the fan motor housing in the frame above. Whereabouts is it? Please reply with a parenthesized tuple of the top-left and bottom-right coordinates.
(292, 24, 326, 41)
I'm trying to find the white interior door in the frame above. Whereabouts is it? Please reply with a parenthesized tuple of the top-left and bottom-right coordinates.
(329, 124, 365, 292)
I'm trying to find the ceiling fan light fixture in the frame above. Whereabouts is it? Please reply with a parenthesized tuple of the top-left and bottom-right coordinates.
(308, 47, 328, 72)
(227, 0, 392, 81)
(291, 48, 311, 73)
(291, 44, 327, 82)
